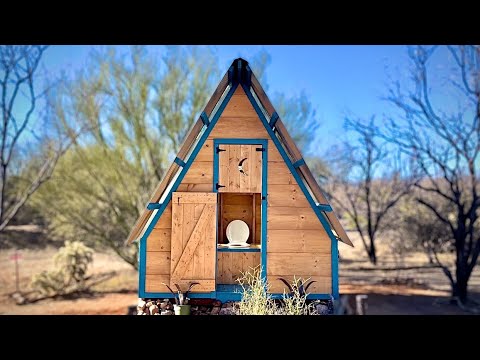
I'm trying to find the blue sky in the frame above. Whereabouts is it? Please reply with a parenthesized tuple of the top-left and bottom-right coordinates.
(42, 45, 415, 153)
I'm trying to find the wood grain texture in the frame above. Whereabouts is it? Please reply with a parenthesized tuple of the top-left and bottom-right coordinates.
(146, 252, 171, 275)
(194, 140, 214, 162)
(267, 253, 331, 276)
(171, 204, 215, 278)
(268, 162, 295, 185)
(221, 91, 259, 118)
(145, 274, 171, 293)
(268, 185, 311, 207)
(180, 161, 213, 185)
(209, 117, 270, 139)
(268, 140, 283, 162)
(219, 144, 262, 193)
(217, 252, 260, 284)
(268, 276, 331, 293)
(267, 230, 330, 253)
(172, 192, 217, 204)
(176, 183, 212, 192)
(154, 202, 172, 229)
(267, 207, 324, 230)
(146, 229, 171, 251)
(170, 193, 217, 292)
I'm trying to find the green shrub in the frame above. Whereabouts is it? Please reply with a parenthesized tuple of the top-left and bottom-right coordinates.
(31, 241, 94, 296)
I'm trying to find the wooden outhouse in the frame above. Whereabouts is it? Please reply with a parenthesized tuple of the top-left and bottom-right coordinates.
(127, 58, 353, 302)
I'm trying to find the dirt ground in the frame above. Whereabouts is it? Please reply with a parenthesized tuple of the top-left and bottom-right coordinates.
(1, 230, 479, 315)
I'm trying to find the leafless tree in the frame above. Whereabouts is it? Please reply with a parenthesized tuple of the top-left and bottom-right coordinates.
(326, 116, 414, 265)
(385, 45, 480, 304)
(0, 45, 71, 233)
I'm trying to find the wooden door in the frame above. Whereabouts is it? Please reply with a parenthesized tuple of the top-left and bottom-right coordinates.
(170, 192, 217, 292)
(218, 144, 262, 193)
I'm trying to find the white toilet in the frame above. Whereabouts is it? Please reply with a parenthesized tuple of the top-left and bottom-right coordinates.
(226, 220, 250, 247)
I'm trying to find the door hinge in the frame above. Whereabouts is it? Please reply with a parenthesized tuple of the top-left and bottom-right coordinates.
(256, 147, 265, 152)
(216, 146, 226, 153)
(216, 183, 226, 190)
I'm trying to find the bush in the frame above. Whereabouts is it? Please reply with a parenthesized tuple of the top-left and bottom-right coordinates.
(236, 266, 316, 315)
(31, 241, 94, 296)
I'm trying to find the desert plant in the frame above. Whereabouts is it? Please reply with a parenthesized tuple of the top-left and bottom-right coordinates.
(236, 265, 277, 315)
(31, 241, 94, 296)
(162, 282, 199, 305)
(277, 277, 317, 315)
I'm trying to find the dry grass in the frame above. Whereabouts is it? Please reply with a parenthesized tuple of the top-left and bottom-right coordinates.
(0, 247, 137, 315)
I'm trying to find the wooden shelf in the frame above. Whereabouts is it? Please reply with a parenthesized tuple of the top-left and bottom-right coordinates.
(217, 244, 261, 253)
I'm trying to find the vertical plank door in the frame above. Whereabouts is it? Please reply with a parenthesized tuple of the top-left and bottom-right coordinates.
(218, 144, 262, 193)
(170, 192, 217, 292)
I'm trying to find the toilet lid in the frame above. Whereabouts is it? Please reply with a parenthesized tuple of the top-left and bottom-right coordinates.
(226, 220, 249, 244)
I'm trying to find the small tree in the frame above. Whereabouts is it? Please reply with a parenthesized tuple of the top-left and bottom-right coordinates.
(385, 45, 480, 304)
(31, 240, 94, 297)
(326, 117, 414, 265)
(0, 46, 71, 233)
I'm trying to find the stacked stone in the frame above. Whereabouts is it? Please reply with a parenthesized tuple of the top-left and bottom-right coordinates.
(136, 298, 174, 315)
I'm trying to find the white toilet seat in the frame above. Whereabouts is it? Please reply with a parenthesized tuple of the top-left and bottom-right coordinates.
(226, 220, 250, 245)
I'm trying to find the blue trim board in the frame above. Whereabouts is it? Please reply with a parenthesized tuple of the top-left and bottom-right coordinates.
(269, 112, 279, 128)
(146, 203, 162, 210)
(317, 204, 333, 212)
(332, 234, 339, 299)
(240, 83, 339, 299)
(138, 82, 239, 298)
(217, 247, 261, 253)
(174, 157, 186, 167)
(200, 111, 210, 126)
(292, 158, 306, 168)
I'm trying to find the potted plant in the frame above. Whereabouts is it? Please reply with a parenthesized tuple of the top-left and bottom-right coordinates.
(162, 282, 199, 315)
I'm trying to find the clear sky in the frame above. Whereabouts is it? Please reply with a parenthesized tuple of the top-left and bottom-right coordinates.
(42, 45, 413, 154)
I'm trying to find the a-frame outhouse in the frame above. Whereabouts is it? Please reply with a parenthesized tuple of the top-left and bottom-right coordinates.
(127, 58, 353, 302)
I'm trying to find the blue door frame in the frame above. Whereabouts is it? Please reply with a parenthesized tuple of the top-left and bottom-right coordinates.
(213, 138, 268, 293)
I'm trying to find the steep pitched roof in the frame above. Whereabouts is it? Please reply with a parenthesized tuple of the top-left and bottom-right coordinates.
(126, 58, 353, 247)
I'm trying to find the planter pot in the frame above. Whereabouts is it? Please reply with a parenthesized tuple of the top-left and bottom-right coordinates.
(174, 304, 191, 315)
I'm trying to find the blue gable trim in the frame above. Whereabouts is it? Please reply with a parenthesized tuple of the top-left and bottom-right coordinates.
(139, 82, 239, 299)
(240, 83, 340, 300)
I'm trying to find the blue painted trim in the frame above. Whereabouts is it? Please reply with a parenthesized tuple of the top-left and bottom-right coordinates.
(228, 66, 234, 84)
(142, 292, 217, 299)
(261, 140, 268, 284)
(216, 291, 243, 302)
(240, 83, 338, 244)
(138, 227, 146, 296)
(174, 157, 186, 167)
(217, 247, 261, 253)
(213, 138, 267, 145)
(292, 158, 306, 168)
(138, 83, 239, 299)
(217, 284, 242, 292)
(200, 111, 210, 126)
(237, 59, 242, 83)
(317, 204, 333, 212)
(146, 203, 162, 210)
(269, 112, 279, 128)
(331, 236, 339, 299)
(244, 64, 252, 87)
(241, 83, 339, 298)
(213, 138, 268, 287)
